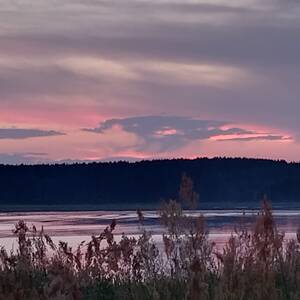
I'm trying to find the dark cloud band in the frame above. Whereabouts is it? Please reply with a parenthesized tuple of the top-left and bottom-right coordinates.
(84, 116, 288, 152)
(0, 128, 65, 139)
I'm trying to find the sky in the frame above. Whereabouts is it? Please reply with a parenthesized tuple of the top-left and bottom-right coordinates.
(0, 0, 300, 164)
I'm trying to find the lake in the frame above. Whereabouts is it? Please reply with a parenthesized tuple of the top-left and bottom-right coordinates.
(0, 209, 299, 250)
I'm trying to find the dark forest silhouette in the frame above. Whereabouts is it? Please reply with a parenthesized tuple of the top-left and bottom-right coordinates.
(0, 157, 299, 207)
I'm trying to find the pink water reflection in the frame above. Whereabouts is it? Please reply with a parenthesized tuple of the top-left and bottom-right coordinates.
(0, 210, 299, 251)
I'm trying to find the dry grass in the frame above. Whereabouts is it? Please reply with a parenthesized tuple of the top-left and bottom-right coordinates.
(0, 177, 300, 299)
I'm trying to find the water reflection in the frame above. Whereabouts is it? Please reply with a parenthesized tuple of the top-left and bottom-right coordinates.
(0, 209, 299, 250)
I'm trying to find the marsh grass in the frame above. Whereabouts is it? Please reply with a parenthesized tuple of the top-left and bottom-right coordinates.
(0, 178, 300, 299)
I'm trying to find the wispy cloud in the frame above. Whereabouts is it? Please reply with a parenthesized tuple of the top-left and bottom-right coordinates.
(0, 128, 64, 139)
(213, 134, 291, 142)
(0, 152, 49, 165)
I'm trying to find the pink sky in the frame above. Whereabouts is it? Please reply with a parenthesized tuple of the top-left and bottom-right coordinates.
(1, 0, 300, 164)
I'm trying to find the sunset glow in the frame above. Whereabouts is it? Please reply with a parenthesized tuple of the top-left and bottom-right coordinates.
(1, 0, 300, 164)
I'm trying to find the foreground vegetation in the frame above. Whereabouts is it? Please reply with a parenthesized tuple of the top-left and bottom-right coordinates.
(1, 178, 300, 299)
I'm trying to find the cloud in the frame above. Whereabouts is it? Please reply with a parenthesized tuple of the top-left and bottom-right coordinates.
(2, 0, 299, 68)
(83, 116, 288, 152)
(0, 152, 49, 165)
(0, 128, 65, 139)
(0, 0, 299, 162)
(214, 135, 291, 142)
(58, 156, 144, 164)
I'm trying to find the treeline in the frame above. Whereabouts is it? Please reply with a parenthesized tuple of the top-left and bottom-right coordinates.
(0, 157, 300, 207)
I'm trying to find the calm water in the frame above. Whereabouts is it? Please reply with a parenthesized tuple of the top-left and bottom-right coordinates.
(0, 209, 299, 250)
